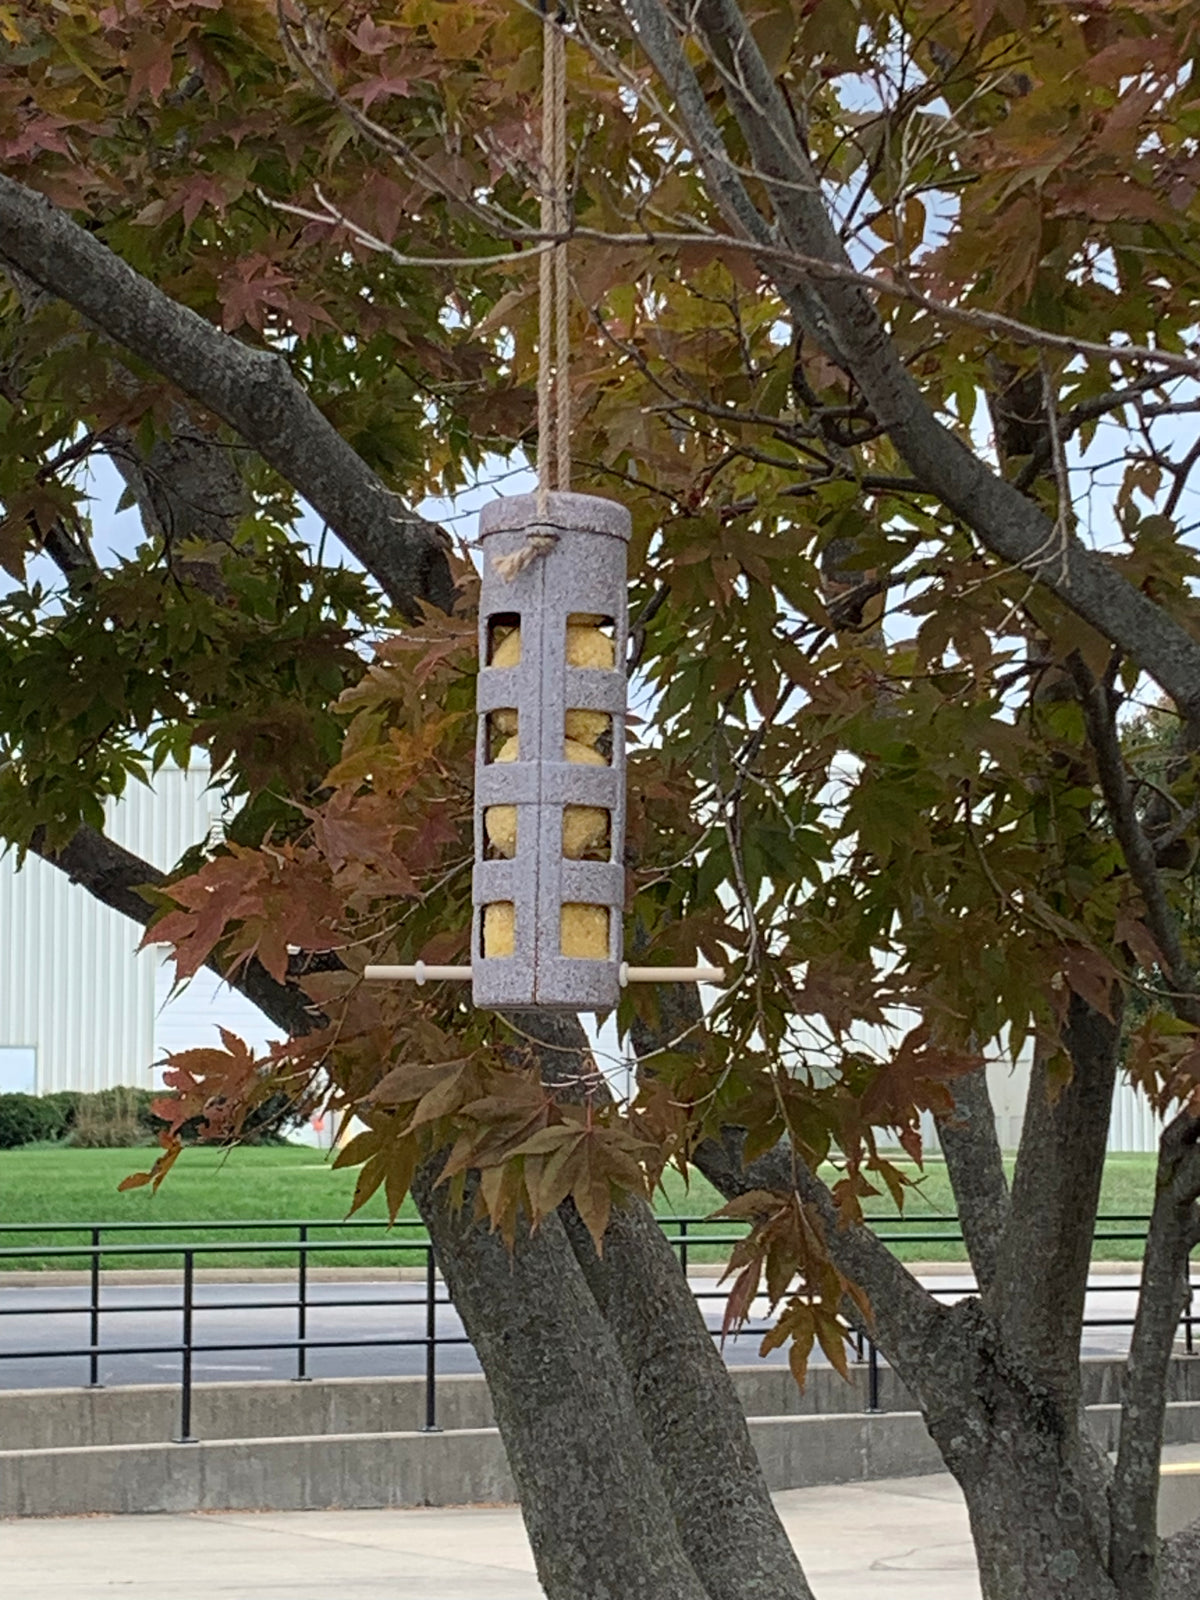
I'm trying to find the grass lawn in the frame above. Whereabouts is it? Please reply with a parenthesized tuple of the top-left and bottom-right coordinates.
(0, 1144, 1161, 1270)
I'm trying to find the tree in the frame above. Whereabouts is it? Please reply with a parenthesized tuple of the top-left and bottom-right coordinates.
(4, 2, 1200, 1596)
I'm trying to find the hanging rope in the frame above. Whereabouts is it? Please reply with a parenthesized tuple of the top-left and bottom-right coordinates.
(494, 4, 569, 582)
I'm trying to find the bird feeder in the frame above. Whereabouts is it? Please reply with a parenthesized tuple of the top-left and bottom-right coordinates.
(473, 490, 628, 1011)
(363, 491, 725, 1010)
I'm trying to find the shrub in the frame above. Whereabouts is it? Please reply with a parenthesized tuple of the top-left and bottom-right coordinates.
(41, 1090, 83, 1133)
(68, 1087, 158, 1149)
(0, 1093, 63, 1149)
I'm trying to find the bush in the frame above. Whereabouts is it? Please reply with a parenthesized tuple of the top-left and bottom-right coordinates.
(68, 1087, 158, 1149)
(0, 1093, 64, 1149)
(41, 1090, 83, 1133)
(0, 1085, 302, 1151)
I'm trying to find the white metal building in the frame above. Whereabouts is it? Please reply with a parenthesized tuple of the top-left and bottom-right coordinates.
(0, 762, 1166, 1152)
(0, 763, 275, 1097)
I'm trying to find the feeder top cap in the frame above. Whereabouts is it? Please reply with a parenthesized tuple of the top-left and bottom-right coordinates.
(479, 491, 631, 544)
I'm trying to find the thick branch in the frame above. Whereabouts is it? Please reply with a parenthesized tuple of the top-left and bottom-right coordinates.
(626, 978, 948, 1403)
(1110, 1131, 1198, 1600)
(992, 995, 1122, 1407)
(934, 1065, 1010, 1294)
(0, 174, 453, 617)
(726, 1137, 950, 1405)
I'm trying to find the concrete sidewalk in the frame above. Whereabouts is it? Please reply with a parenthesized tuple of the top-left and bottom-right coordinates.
(4, 1447, 1197, 1598)
(0, 1470, 979, 1599)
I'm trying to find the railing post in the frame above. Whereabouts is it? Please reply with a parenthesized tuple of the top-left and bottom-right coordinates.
(87, 1226, 103, 1388)
(295, 1224, 310, 1381)
(866, 1338, 881, 1413)
(678, 1218, 689, 1277)
(853, 1327, 865, 1363)
(422, 1244, 441, 1433)
(1187, 1280, 1195, 1357)
(175, 1249, 197, 1443)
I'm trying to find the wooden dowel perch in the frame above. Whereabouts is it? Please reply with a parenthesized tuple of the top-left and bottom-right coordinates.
(364, 963, 725, 986)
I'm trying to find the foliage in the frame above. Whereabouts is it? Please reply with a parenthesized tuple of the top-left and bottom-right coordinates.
(40, 1089, 83, 1131)
(5, 0, 1200, 1402)
(66, 1086, 161, 1148)
(0, 1092, 65, 1149)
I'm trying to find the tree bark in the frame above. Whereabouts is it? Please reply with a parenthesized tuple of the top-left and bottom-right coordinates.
(992, 995, 1122, 1409)
(413, 1164, 713, 1600)
(517, 1009, 815, 1600)
(562, 1196, 816, 1600)
(934, 1065, 1010, 1294)
(1109, 1117, 1200, 1599)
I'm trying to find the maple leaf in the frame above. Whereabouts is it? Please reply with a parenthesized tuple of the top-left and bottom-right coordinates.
(141, 850, 268, 980)
(126, 32, 175, 105)
(118, 1134, 183, 1195)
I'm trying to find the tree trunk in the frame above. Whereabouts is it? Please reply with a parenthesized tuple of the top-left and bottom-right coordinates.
(562, 1196, 816, 1600)
(411, 1162, 712, 1600)
(961, 1452, 1119, 1600)
(514, 1007, 814, 1600)
(919, 1301, 1117, 1600)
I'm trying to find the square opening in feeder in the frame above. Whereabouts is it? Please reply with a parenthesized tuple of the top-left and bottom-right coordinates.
(487, 614, 521, 667)
(482, 902, 515, 958)
(565, 614, 617, 672)
(484, 709, 519, 763)
(560, 903, 610, 960)
(485, 805, 518, 859)
(564, 709, 612, 761)
(562, 805, 611, 861)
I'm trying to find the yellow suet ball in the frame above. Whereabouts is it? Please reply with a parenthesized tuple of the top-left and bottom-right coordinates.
(483, 901, 515, 957)
(490, 627, 521, 669)
(560, 902, 609, 959)
(566, 623, 615, 671)
(484, 736, 521, 858)
(564, 708, 611, 747)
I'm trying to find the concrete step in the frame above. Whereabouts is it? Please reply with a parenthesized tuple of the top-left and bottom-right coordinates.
(6, 1352, 1197, 1453)
(3, 1397, 1200, 1518)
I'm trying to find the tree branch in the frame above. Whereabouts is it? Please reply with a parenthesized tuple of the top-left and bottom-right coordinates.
(1069, 652, 1200, 1027)
(624, 970, 948, 1402)
(40, 517, 98, 580)
(1064, 651, 1200, 1592)
(991, 996, 1122, 1407)
(1110, 1120, 1200, 1600)
(726, 1137, 950, 1402)
(933, 1064, 1010, 1294)
(621, 0, 1200, 723)
(0, 174, 454, 617)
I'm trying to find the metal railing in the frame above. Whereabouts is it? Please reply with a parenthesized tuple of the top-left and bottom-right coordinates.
(0, 1213, 1193, 1441)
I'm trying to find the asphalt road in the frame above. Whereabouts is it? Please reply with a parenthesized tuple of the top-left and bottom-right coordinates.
(0, 1273, 1186, 1390)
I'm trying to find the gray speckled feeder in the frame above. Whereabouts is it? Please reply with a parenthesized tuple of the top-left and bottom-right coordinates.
(473, 491, 630, 1012)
